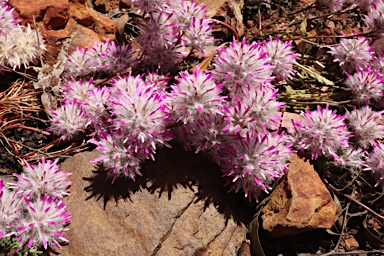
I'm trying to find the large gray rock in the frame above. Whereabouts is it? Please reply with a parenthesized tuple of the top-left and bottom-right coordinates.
(56, 143, 250, 256)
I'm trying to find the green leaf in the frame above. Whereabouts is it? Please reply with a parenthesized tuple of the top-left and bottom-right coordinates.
(357, 191, 383, 200)
(300, 19, 307, 37)
(295, 62, 334, 86)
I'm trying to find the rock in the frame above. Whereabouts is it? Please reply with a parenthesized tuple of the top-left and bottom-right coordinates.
(119, 0, 132, 9)
(69, 1, 114, 40)
(92, 0, 110, 13)
(195, 0, 245, 38)
(8, 0, 115, 64)
(8, 0, 70, 28)
(57, 143, 250, 256)
(261, 154, 336, 237)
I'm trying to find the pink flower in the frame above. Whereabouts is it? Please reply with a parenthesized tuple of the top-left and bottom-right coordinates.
(108, 76, 173, 150)
(292, 104, 351, 159)
(9, 157, 72, 200)
(218, 131, 294, 200)
(213, 37, 274, 97)
(263, 36, 299, 81)
(0, 24, 46, 69)
(0, 180, 23, 239)
(167, 66, 225, 124)
(91, 132, 144, 182)
(15, 195, 71, 249)
(328, 37, 374, 73)
(344, 68, 384, 105)
(49, 100, 89, 140)
(137, 11, 183, 72)
(0, 2, 19, 34)
(346, 105, 384, 147)
(222, 87, 284, 134)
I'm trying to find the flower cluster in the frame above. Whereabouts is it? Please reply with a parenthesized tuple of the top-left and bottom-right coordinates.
(135, 0, 215, 72)
(88, 74, 174, 181)
(0, 158, 71, 250)
(291, 102, 384, 187)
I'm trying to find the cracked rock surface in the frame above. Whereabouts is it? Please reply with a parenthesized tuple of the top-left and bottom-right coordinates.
(57, 147, 248, 256)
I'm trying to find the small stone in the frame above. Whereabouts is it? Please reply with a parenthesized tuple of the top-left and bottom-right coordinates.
(250, 27, 259, 35)
(246, 20, 254, 28)
(261, 154, 336, 237)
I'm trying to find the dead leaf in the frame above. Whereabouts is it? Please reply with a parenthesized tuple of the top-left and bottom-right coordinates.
(237, 241, 251, 256)
(190, 42, 228, 73)
(344, 235, 359, 249)
(248, 211, 266, 256)
(114, 13, 130, 44)
(280, 112, 303, 131)
(33, 37, 72, 115)
(295, 62, 335, 86)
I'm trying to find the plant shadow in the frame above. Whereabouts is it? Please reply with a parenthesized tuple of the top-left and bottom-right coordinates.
(82, 140, 255, 225)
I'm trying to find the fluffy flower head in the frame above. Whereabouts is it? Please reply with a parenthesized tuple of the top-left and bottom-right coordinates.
(168, 66, 225, 124)
(213, 37, 274, 97)
(219, 132, 293, 200)
(0, 24, 46, 69)
(292, 104, 351, 159)
(15, 195, 71, 249)
(263, 36, 299, 81)
(49, 100, 89, 140)
(344, 68, 384, 105)
(9, 157, 72, 200)
(346, 106, 384, 147)
(328, 37, 374, 72)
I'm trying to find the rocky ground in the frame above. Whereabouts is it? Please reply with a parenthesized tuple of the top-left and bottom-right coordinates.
(0, 0, 383, 255)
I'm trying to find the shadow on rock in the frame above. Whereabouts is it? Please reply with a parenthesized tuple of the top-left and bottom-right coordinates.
(82, 141, 255, 225)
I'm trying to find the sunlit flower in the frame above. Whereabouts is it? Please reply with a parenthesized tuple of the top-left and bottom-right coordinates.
(328, 37, 374, 73)
(218, 131, 293, 200)
(346, 105, 384, 147)
(344, 68, 384, 104)
(9, 157, 71, 200)
(213, 37, 274, 96)
(292, 104, 351, 159)
(15, 195, 71, 249)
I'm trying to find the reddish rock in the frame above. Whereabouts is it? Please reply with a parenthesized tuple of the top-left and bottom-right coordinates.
(8, 0, 115, 64)
(8, 0, 69, 26)
(119, 0, 132, 9)
(261, 154, 336, 237)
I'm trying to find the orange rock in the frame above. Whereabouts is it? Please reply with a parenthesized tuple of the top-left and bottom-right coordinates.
(8, 0, 115, 64)
(9, 0, 69, 26)
(261, 154, 336, 237)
